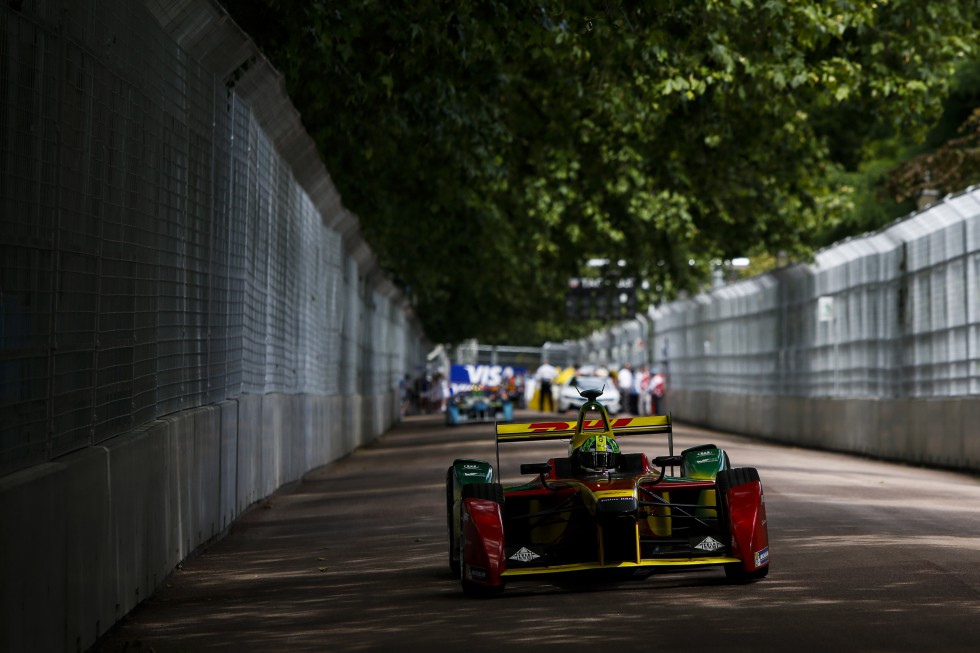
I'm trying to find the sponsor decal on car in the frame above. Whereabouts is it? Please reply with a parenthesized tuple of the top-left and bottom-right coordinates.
(527, 421, 577, 432)
(467, 565, 488, 581)
(509, 547, 541, 563)
(694, 536, 725, 552)
(754, 546, 770, 567)
(525, 418, 637, 432)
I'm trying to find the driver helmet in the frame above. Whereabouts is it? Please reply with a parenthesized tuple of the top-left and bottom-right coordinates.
(572, 434, 621, 472)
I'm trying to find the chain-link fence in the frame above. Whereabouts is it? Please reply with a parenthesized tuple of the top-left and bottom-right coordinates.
(0, 0, 427, 478)
(558, 187, 980, 401)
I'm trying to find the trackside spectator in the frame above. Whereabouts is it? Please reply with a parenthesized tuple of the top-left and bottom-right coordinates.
(637, 364, 652, 416)
(534, 359, 558, 412)
(651, 368, 666, 415)
(400, 374, 413, 416)
(617, 362, 635, 414)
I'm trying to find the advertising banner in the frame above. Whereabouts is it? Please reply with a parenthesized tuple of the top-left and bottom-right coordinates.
(449, 364, 526, 396)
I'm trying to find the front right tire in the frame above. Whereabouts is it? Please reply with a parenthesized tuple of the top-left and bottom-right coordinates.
(716, 467, 768, 583)
(725, 560, 770, 582)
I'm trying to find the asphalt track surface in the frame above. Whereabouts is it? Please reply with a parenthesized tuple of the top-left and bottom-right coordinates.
(94, 409, 980, 653)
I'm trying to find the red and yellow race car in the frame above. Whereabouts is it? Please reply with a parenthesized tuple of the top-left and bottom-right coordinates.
(445, 386, 770, 595)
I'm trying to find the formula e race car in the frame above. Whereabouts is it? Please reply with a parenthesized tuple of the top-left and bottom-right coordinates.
(446, 387, 514, 426)
(445, 386, 770, 595)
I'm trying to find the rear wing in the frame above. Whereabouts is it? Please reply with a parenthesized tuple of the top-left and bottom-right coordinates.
(495, 415, 672, 442)
(494, 414, 673, 471)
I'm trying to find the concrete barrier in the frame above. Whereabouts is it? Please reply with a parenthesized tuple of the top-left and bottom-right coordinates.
(105, 420, 174, 624)
(259, 393, 286, 497)
(346, 394, 364, 451)
(192, 405, 222, 547)
(61, 447, 113, 650)
(669, 390, 980, 473)
(0, 462, 68, 652)
(236, 394, 264, 512)
(164, 410, 198, 560)
(288, 394, 308, 480)
(925, 399, 963, 467)
(0, 389, 404, 653)
(323, 395, 344, 465)
(964, 400, 980, 469)
(218, 400, 239, 532)
(0, 445, 140, 652)
(878, 398, 912, 460)
(776, 395, 806, 442)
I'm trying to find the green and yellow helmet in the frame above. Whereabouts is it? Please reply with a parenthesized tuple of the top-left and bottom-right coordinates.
(570, 433, 621, 472)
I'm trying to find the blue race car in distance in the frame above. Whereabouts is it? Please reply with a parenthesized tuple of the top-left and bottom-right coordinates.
(447, 386, 514, 426)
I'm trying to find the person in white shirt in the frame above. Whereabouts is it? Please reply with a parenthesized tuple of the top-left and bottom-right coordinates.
(617, 362, 634, 414)
(534, 360, 558, 412)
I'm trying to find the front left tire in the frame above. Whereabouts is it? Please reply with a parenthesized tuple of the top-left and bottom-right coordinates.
(446, 467, 460, 576)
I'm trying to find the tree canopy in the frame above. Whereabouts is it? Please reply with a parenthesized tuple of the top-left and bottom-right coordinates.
(221, 1, 978, 345)
(885, 57, 980, 205)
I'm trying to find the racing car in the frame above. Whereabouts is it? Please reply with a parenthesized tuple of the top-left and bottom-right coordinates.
(554, 371, 621, 414)
(445, 385, 769, 595)
(446, 387, 514, 426)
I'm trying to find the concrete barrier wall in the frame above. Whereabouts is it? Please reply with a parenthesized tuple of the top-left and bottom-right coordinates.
(670, 390, 980, 472)
(0, 461, 70, 652)
(0, 391, 394, 653)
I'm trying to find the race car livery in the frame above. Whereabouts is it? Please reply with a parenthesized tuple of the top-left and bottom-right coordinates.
(445, 387, 770, 594)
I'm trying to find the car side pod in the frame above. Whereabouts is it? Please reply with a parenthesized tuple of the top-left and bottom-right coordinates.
(718, 467, 770, 582)
(461, 496, 506, 595)
(680, 444, 729, 479)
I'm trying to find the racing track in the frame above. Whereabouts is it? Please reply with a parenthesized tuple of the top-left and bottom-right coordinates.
(94, 410, 980, 652)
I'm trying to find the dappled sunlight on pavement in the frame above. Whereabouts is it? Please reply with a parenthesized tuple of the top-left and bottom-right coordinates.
(94, 414, 980, 652)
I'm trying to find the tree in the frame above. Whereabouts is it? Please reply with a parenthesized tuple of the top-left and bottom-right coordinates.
(885, 56, 980, 204)
(220, 0, 979, 345)
(885, 107, 980, 204)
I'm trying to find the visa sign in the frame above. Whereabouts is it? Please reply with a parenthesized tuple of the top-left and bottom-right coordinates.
(449, 364, 525, 390)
